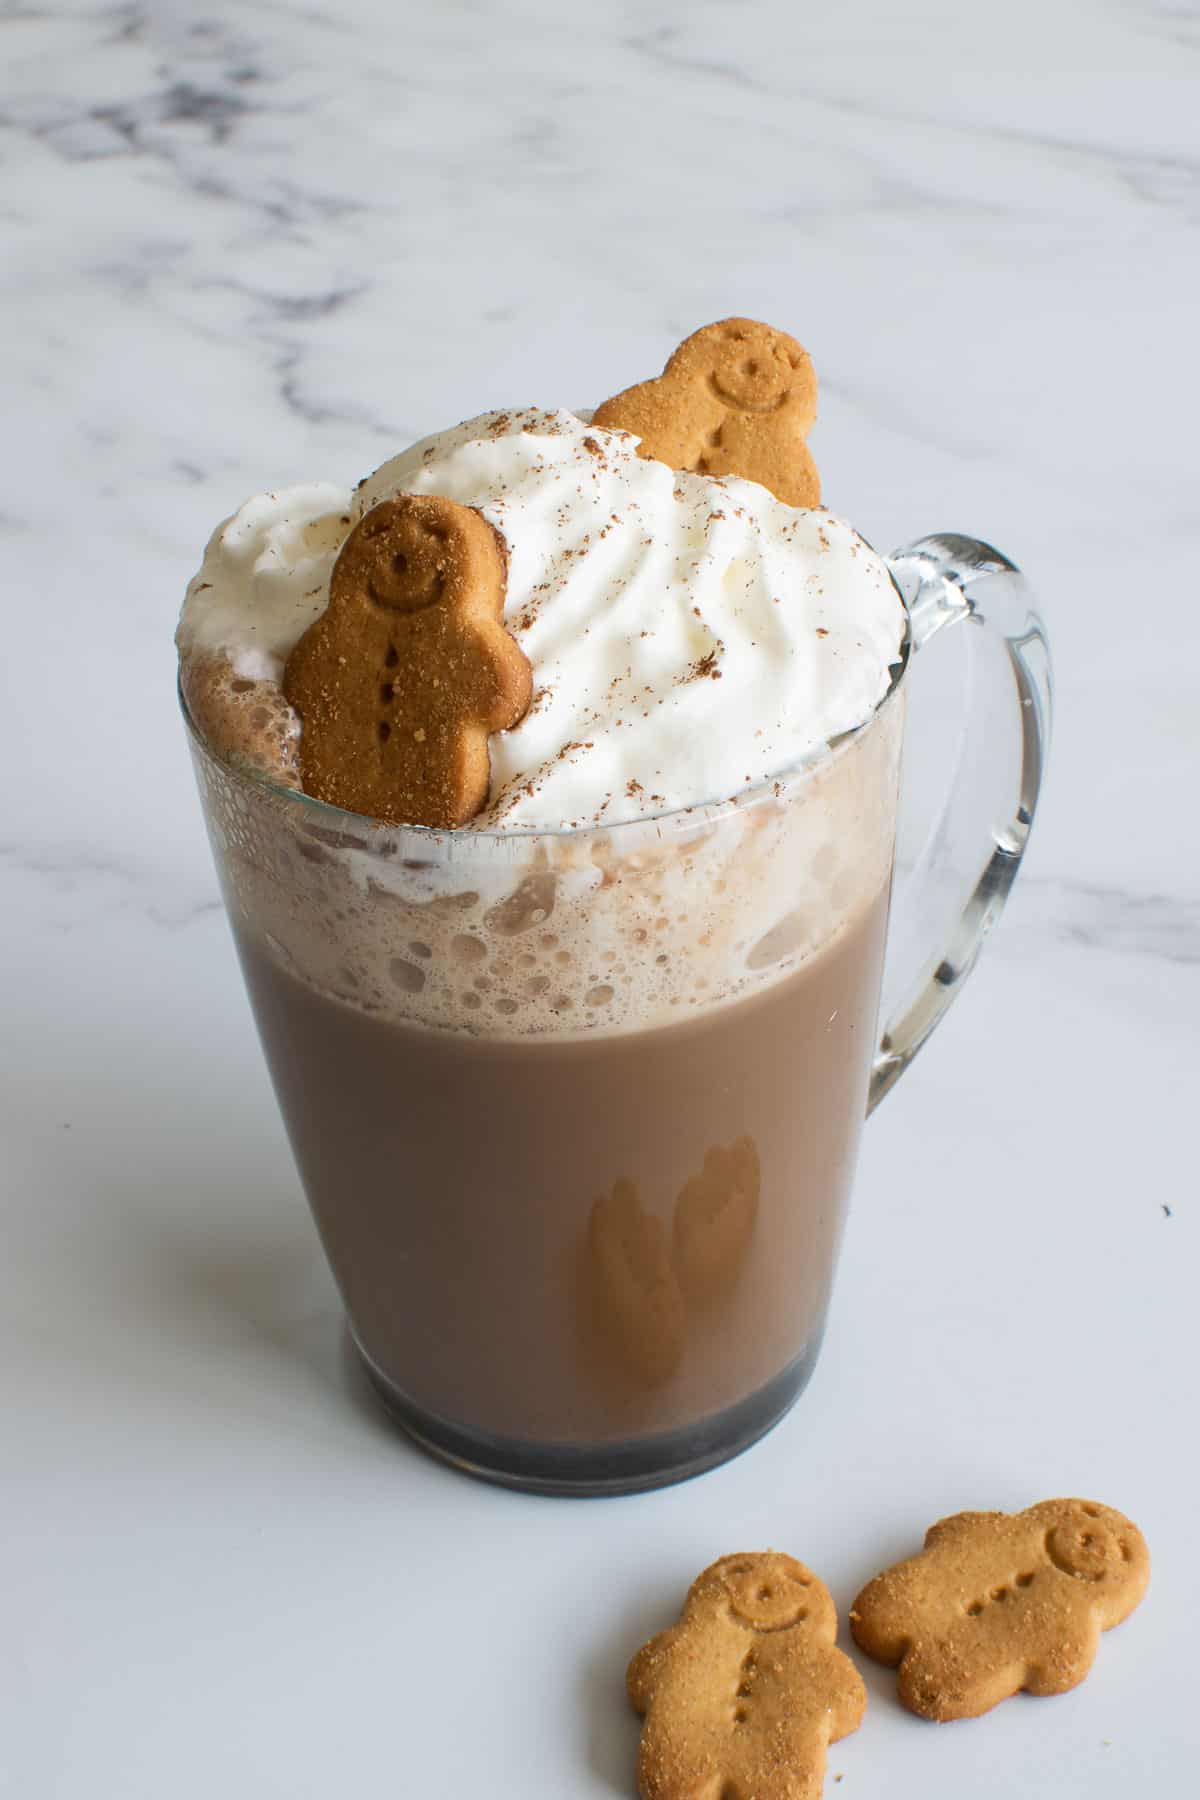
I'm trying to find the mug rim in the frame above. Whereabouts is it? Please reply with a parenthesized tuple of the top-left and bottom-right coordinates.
(179, 578, 911, 849)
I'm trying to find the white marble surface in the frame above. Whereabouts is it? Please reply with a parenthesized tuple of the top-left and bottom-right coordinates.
(3, 2, 1198, 1793)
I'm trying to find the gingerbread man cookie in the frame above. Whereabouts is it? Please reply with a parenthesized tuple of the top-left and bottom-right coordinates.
(849, 1498, 1150, 1721)
(629, 1552, 865, 1800)
(283, 494, 531, 828)
(593, 318, 820, 507)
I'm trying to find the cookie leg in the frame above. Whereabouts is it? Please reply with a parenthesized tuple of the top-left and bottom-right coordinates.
(634, 1730, 716, 1800)
(1020, 1625, 1099, 1698)
(896, 1645, 1026, 1722)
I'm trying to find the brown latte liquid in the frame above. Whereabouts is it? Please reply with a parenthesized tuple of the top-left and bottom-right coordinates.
(234, 882, 890, 1456)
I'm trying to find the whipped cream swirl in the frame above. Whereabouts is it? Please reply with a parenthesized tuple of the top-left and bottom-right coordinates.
(179, 408, 905, 828)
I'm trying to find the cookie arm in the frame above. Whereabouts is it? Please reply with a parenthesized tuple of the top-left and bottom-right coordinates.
(706, 407, 820, 509)
(822, 1647, 868, 1744)
(467, 620, 533, 735)
(770, 1637, 867, 1747)
(922, 1510, 1002, 1550)
(626, 1627, 678, 1715)
(848, 1563, 924, 1667)
(1020, 1621, 1102, 1699)
(593, 377, 721, 473)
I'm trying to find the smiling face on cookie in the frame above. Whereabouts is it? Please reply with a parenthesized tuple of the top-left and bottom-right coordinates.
(698, 1552, 834, 1633)
(337, 497, 469, 615)
(682, 319, 814, 418)
(1041, 1501, 1145, 1590)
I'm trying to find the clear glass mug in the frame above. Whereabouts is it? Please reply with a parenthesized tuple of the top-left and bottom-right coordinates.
(184, 534, 1050, 1495)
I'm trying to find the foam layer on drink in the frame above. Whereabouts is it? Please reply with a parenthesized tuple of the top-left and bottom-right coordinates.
(192, 689, 902, 1041)
(179, 409, 905, 827)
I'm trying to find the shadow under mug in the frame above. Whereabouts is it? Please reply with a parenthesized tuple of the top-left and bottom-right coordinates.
(184, 534, 1051, 1495)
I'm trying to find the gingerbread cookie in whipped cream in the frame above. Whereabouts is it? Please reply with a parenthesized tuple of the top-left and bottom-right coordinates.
(177, 318, 904, 834)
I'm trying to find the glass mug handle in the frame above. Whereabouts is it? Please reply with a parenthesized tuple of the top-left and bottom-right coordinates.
(870, 534, 1053, 1109)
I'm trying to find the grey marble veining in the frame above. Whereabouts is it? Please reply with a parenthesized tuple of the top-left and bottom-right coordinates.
(999, 874, 1200, 965)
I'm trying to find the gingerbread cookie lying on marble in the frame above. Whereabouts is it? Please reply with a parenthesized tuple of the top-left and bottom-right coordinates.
(849, 1497, 1150, 1721)
(629, 1552, 865, 1800)
(593, 318, 820, 506)
(283, 494, 531, 828)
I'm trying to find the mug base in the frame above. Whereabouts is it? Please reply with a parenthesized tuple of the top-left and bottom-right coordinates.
(352, 1334, 824, 1497)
